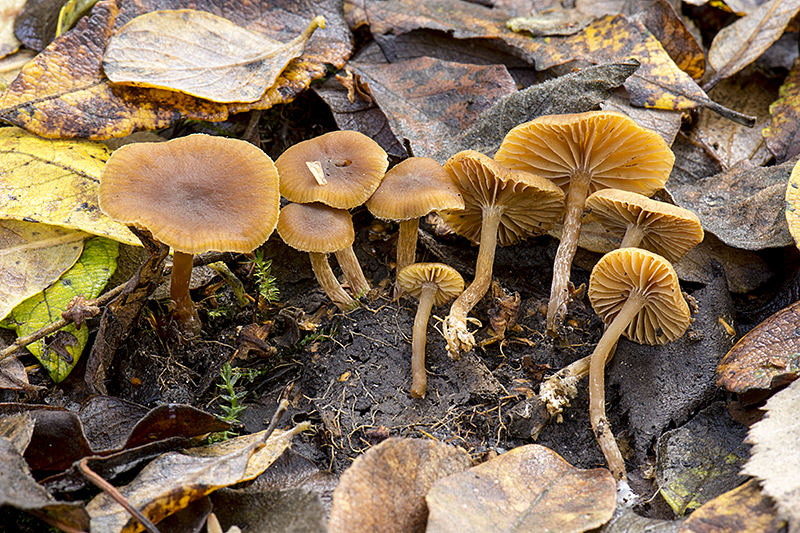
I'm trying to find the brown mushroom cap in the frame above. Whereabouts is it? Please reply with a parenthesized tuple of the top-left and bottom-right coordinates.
(397, 263, 465, 307)
(99, 134, 280, 254)
(276, 130, 389, 209)
(439, 150, 565, 246)
(589, 248, 691, 345)
(586, 189, 704, 262)
(276, 202, 354, 253)
(366, 157, 465, 221)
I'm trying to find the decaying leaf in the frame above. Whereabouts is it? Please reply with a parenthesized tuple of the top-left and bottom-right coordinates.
(677, 479, 785, 533)
(0, 0, 25, 58)
(716, 299, 800, 396)
(56, 0, 101, 37)
(705, 0, 800, 90)
(655, 402, 750, 516)
(3, 237, 118, 383)
(0, 356, 36, 391)
(0, 0, 352, 138)
(741, 378, 800, 532)
(13, 0, 70, 51)
(329, 438, 471, 533)
(425, 444, 616, 533)
(0, 127, 137, 245)
(787, 156, 800, 246)
(764, 57, 800, 164)
(104, 11, 325, 104)
(212, 487, 328, 533)
(506, 8, 594, 36)
(0, 220, 85, 322)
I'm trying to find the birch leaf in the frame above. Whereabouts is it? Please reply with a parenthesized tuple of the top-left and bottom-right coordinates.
(103, 11, 326, 104)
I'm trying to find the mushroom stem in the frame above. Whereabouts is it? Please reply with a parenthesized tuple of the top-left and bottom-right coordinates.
(546, 171, 592, 333)
(170, 250, 202, 338)
(334, 246, 370, 297)
(396, 218, 420, 277)
(620, 223, 647, 249)
(411, 282, 438, 398)
(444, 206, 503, 358)
(589, 290, 645, 483)
(309, 252, 356, 311)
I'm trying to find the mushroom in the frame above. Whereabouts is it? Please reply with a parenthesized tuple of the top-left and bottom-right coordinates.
(99, 134, 280, 338)
(586, 247, 691, 496)
(397, 263, 465, 398)
(366, 157, 464, 293)
(276, 202, 360, 311)
(438, 150, 565, 358)
(494, 111, 674, 333)
(276, 130, 388, 296)
(585, 189, 704, 261)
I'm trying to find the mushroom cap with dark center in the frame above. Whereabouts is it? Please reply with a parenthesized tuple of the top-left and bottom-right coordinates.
(588, 248, 691, 345)
(276, 130, 388, 209)
(397, 263, 465, 307)
(494, 111, 674, 197)
(99, 134, 280, 254)
(366, 157, 465, 221)
(586, 189, 704, 262)
(276, 202, 354, 253)
(438, 150, 565, 246)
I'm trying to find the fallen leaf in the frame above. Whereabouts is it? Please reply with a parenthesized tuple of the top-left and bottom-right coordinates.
(0, 412, 33, 454)
(0, 356, 34, 391)
(329, 438, 472, 533)
(655, 402, 750, 516)
(677, 479, 785, 533)
(705, 0, 800, 90)
(3, 237, 118, 382)
(0, 0, 352, 139)
(425, 444, 616, 533)
(741, 378, 800, 532)
(104, 11, 325, 104)
(602, 508, 684, 532)
(0, 127, 137, 245)
(716, 299, 800, 395)
(0, 0, 25, 58)
(0, 49, 36, 86)
(506, 8, 594, 36)
(0, 220, 85, 322)
(765, 57, 800, 164)
(56, 0, 101, 37)
(12, 0, 68, 51)
(212, 487, 328, 533)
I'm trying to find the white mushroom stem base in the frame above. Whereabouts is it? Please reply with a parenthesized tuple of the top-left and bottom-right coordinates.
(410, 282, 438, 398)
(309, 252, 356, 311)
(334, 246, 370, 298)
(443, 207, 502, 359)
(589, 290, 646, 484)
(170, 250, 202, 339)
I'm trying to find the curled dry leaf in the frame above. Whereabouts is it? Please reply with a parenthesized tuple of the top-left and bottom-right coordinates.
(329, 438, 472, 533)
(764, 58, 800, 164)
(425, 444, 616, 533)
(104, 11, 325, 104)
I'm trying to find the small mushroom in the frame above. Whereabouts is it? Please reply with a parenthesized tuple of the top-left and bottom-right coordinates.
(586, 248, 691, 495)
(397, 263, 464, 398)
(276, 202, 360, 311)
(585, 189, 704, 261)
(438, 151, 565, 358)
(99, 134, 280, 338)
(495, 111, 674, 333)
(276, 130, 388, 295)
(365, 157, 464, 286)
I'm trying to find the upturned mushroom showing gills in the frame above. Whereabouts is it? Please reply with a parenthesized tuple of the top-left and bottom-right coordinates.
(99, 134, 280, 339)
(365, 157, 464, 284)
(276, 202, 359, 311)
(397, 263, 464, 398)
(438, 150, 565, 359)
(494, 111, 674, 334)
(587, 248, 691, 501)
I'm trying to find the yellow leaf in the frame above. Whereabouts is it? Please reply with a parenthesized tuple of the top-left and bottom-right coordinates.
(104, 11, 325, 104)
(0, 127, 137, 245)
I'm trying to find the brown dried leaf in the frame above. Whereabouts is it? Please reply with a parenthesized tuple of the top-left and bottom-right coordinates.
(706, 0, 800, 90)
(425, 444, 616, 533)
(716, 299, 800, 394)
(0, 356, 36, 392)
(677, 479, 785, 533)
(328, 438, 472, 533)
(764, 57, 800, 164)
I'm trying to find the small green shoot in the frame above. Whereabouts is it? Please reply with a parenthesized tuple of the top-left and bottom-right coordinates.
(253, 250, 280, 304)
(211, 362, 248, 441)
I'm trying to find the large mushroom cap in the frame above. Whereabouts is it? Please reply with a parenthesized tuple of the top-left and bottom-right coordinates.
(99, 134, 280, 254)
(276, 130, 388, 209)
(397, 263, 465, 307)
(439, 150, 565, 246)
(494, 111, 674, 197)
(366, 157, 465, 221)
(586, 189, 704, 262)
(276, 202, 354, 253)
(589, 248, 691, 345)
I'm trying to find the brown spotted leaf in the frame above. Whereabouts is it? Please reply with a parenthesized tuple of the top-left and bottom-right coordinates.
(0, 0, 351, 139)
(677, 479, 785, 533)
(328, 438, 471, 533)
(764, 57, 800, 164)
(425, 444, 616, 533)
(716, 299, 800, 395)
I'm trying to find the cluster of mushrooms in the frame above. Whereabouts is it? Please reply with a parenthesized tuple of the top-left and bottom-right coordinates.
(97, 110, 704, 499)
